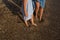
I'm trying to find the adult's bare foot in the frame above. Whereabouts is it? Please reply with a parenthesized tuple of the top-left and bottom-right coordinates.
(32, 23, 37, 27)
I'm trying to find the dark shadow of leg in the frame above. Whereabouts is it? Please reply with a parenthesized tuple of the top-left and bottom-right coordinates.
(12, 0, 22, 7)
(2, 0, 24, 23)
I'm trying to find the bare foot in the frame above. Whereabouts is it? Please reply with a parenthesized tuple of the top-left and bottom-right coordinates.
(39, 18, 44, 22)
(25, 21, 29, 27)
(25, 24, 29, 27)
(32, 23, 37, 27)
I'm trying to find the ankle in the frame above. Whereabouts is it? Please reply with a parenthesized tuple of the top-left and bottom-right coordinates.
(25, 21, 28, 27)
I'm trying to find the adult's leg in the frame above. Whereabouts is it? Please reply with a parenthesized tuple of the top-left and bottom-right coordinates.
(25, 21, 28, 27)
(31, 15, 37, 26)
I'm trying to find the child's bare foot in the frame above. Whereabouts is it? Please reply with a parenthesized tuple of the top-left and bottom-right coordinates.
(39, 18, 44, 22)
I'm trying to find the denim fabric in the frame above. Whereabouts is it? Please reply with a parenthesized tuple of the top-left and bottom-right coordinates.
(33, 0, 46, 8)
(39, 0, 46, 8)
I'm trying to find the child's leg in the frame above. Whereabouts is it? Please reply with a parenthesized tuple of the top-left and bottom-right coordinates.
(31, 15, 37, 26)
(25, 21, 28, 27)
(39, 0, 46, 21)
(35, 2, 40, 19)
(39, 7, 44, 21)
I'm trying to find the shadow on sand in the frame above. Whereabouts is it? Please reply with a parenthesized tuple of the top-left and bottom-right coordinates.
(2, 0, 24, 23)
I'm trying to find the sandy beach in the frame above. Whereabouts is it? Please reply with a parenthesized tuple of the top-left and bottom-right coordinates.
(0, 0, 60, 40)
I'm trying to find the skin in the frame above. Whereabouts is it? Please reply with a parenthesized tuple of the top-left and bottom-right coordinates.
(35, 2, 44, 21)
(23, 0, 28, 26)
(23, 0, 37, 27)
(23, 0, 28, 17)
